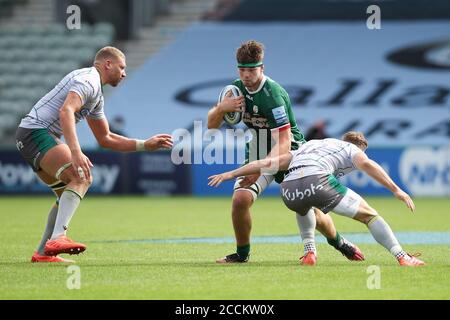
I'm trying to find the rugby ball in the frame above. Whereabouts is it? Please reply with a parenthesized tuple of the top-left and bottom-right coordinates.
(218, 85, 243, 125)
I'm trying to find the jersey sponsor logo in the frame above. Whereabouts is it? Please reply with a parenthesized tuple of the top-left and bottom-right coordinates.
(16, 140, 24, 151)
(320, 195, 341, 212)
(272, 106, 288, 125)
(243, 113, 269, 128)
(282, 183, 324, 201)
(246, 94, 253, 101)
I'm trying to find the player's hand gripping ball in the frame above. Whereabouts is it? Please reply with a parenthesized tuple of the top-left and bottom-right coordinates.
(218, 85, 243, 125)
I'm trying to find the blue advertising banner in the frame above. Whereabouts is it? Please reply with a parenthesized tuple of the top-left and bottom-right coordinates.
(127, 152, 192, 195)
(1, 146, 448, 197)
(192, 146, 450, 197)
(0, 150, 191, 195)
(0, 151, 47, 193)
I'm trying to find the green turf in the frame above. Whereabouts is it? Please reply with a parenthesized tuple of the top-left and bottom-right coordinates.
(0, 196, 449, 299)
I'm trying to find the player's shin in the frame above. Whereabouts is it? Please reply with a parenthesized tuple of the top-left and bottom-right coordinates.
(36, 181, 67, 254)
(36, 203, 58, 255)
(367, 215, 406, 259)
(50, 188, 83, 239)
(296, 209, 317, 255)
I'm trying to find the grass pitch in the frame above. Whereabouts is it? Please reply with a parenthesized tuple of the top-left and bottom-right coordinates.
(0, 196, 449, 300)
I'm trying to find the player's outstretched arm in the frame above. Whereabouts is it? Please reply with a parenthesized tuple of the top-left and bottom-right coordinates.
(208, 153, 292, 187)
(207, 94, 244, 129)
(267, 126, 291, 158)
(87, 117, 173, 152)
(353, 152, 415, 212)
(143, 134, 173, 151)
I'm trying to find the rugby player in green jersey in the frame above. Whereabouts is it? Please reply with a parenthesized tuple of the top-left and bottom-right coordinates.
(207, 40, 364, 263)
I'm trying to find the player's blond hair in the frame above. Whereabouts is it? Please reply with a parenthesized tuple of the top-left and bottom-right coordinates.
(342, 131, 368, 150)
(94, 46, 125, 63)
(236, 40, 264, 64)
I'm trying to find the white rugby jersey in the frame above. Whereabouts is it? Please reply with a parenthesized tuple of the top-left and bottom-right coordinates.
(283, 138, 363, 182)
(19, 67, 105, 137)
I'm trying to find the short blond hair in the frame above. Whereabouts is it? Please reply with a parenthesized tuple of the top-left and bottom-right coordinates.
(94, 46, 125, 63)
(342, 131, 368, 149)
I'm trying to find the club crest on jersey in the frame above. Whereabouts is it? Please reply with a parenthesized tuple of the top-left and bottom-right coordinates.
(16, 140, 24, 151)
(253, 105, 259, 113)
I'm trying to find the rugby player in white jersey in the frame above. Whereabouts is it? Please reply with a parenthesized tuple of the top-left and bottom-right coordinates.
(208, 132, 425, 267)
(16, 46, 173, 263)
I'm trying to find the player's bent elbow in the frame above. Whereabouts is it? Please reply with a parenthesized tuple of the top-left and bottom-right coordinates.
(97, 136, 112, 149)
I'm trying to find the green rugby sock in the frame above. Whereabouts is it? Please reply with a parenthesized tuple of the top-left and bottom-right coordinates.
(327, 232, 343, 249)
(37, 204, 58, 255)
(237, 244, 250, 258)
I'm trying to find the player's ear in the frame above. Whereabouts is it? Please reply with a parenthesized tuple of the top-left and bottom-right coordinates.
(105, 59, 112, 70)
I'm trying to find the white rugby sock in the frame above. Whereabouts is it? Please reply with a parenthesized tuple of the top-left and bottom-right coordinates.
(296, 209, 317, 254)
(51, 190, 82, 239)
(37, 204, 58, 254)
(367, 216, 404, 258)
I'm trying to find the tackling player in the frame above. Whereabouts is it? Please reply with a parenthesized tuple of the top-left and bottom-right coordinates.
(16, 46, 173, 263)
(208, 132, 425, 267)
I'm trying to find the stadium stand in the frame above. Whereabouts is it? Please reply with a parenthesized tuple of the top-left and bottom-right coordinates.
(0, 22, 114, 143)
(0, 0, 216, 145)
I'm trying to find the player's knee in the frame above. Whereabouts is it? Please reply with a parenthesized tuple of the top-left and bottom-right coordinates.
(60, 169, 92, 190)
(79, 174, 93, 190)
(59, 170, 77, 185)
(232, 192, 253, 212)
(87, 174, 93, 186)
(355, 204, 378, 224)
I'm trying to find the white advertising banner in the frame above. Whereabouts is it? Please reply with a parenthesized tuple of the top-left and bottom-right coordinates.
(78, 22, 450, 147)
